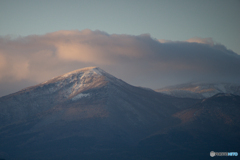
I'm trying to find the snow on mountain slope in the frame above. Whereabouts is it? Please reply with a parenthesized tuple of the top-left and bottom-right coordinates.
(38, 67, 107, 98)
(156, 82, 240, 99)
(12, 66, 124, 100)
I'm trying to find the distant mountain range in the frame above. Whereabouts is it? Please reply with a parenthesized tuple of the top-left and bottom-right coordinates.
(0, 67, 239, 160)
(156, 82, 240, 99)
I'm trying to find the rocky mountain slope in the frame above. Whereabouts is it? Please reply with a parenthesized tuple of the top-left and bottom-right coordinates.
(0, 67, 239, 160)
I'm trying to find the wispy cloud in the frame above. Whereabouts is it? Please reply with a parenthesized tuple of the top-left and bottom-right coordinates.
(0, 29, 239, 97)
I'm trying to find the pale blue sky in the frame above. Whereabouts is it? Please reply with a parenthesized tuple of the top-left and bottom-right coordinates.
(0, 0, 240, 54)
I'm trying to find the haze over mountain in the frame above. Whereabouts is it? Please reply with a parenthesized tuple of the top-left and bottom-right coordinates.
(0, 67, 239, 159)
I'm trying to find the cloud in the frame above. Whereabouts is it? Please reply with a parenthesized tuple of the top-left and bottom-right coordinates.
(186, 37, 214, 46)
(158, 39, 172, 43)
(0, 53, 7, 80)
(0, 30, 239, 97)
(0, 50, 29, 81)
(50, 30, 149, 64)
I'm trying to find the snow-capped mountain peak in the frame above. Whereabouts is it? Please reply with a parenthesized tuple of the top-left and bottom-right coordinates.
(60, 67, 102, 78)
(36, 67, 113, 99)
(42, 66, 104, 84)
(14, 67, 127, 102)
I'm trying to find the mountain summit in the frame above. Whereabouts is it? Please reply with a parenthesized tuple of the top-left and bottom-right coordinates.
(18, 66, 122, 100)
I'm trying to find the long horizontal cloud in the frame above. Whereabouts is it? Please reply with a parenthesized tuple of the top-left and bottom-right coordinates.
(0, 29, 239, 97)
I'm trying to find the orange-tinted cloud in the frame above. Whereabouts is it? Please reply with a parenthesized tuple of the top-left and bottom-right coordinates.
(186, 37, 214, 46)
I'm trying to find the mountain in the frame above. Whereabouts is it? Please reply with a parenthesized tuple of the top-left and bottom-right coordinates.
(0, 67, 239, 160)
(156, 82, 240, 99)
(0, 67, 185, 128)
(0, 67, 189, 159)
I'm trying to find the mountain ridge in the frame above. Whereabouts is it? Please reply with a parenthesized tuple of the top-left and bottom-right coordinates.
(156, 82, 240, 99)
